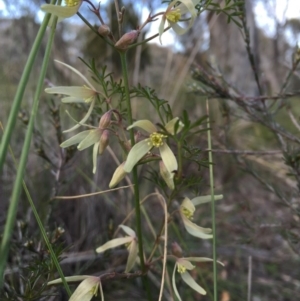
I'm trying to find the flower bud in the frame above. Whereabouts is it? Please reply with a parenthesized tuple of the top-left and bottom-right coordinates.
(171, 242, 183, 257)
(159, 161, 175, 190)
(109, 162, 127, 188)
(99, 130, 110, 155)
(115, 30, 139, 50)
(98, 24, 111, 37)
(99, 110, 113, 129)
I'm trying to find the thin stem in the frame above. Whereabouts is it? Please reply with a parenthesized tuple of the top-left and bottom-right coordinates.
(77, 12, 115, 47)
(0, 9, 60, 290)
(206, 99, 218, 301)
(0, 1, 55, 172)
(119, 51, 152, 301)
(240, 3, 262, 95)
(114, 0, 122, 38)
(128, 26, 171, 49)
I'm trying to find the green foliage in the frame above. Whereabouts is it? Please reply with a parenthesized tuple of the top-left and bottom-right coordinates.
(3, 228, 65, 300)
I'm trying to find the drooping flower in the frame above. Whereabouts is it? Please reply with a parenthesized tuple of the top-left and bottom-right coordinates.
(179, 197, 213, 239)
(170, 242, 224, 300)
(123, 118, 183, 174)
(41, 0, 82, 22)
(96, 225, 138, 273)
(158, 0, 198, 43)
(60, 111, 113, 173)
(48, 275, 103, 301)
(45, 60, 99, 133)
(172, 256, 216, 300)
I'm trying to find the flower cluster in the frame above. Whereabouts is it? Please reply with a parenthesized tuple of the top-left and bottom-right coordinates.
(42, 2, 224, 301)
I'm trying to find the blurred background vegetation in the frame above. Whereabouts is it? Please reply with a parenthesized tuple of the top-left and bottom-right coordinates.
(1, 0, 300, 300)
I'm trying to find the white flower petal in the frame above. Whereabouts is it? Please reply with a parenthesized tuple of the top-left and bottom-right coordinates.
(61, 96, 86, 103)
(60, 130, 91, 148)
(96, 237, 133, 253)
(54, 60, 95, 90)
(158, 16, 167, 44)
(45, 86, 94, 99)
(181, 197, 195, 214)
(169, 0, 197, 35)
(192, 195, 223, 206)
(184, 257, 224, 266)
(165, 117, 184, 135)
(183, 257, 213, 263)
(48, 275, 91, 285)
(177, 258, 195, 270)
(181, 214, 213, 239)
(159, 143, 178, 173)
(172, 263, 182, 301)
(159, 161, 175, 190)
(175, 0, 198, 17)
(63, 99, 95, 133)
(69, 277, 100, 301)
(41, 3, 80, 19)
(92, 142, 100, 174)
(78, 129, 101, 151)
(125, 240, 138, 272)
(109, 163, 127, 188)
(127, 120, 157, 134)
(123, 140, 152, 173)
(119, 225, 136, 237)
(181, 272, 206, 295)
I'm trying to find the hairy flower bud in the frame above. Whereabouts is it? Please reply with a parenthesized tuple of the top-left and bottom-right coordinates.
(98, 24, 111, 37)
(99, 110, 113, 129)
(115, 30, 139, 50)
(99, 130, 110, 155)
(171, 242, 183, 257)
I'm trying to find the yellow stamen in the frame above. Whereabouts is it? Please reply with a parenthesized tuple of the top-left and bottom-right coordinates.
(181, 207, 194, 220)
(90, 283, 99, 296)
(148, 132, 166, 147)
(166, 9, 181, 23)
(65, 0, 79, 6)
(177, 263, 186, 274)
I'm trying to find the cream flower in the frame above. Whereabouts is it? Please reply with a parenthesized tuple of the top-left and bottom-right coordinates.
(123, 118, 183, 174)
(45, 60, 99, 133)
(96, 225, 138, 273)
(109, 162, 127, 188)
(60, 111, 113, 173)
(48, 275, 103, 301)
(60, 129, 101, 173)
(180, 197, 213, 239)
(41, 0, 82, 21)
(159, 0, 198, 43)
(172, 256, 221, 301)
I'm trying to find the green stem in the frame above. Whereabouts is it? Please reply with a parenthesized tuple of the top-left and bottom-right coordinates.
(2, 131, 71, 295)
(206, 100, 218, 301)
(119, 51, 152, 301)
(0, 10, 66, 292)
(25, 181, 72, 295)
(0, 1, 56, 172)
(77, 12, 114, 48)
